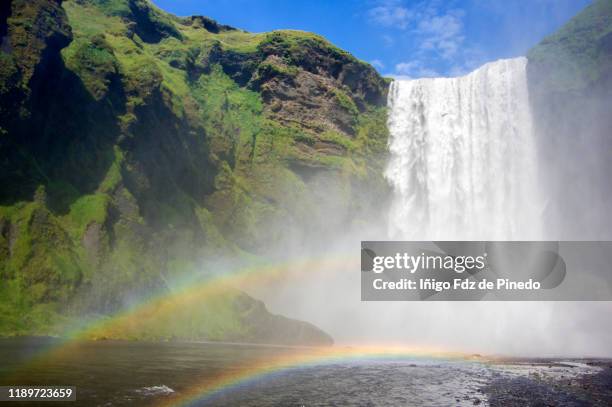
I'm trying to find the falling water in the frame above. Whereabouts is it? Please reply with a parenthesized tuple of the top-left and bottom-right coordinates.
(385, 57, 542, 240)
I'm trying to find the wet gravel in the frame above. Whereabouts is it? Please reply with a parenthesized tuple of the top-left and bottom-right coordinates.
(483, 360, 612, 407)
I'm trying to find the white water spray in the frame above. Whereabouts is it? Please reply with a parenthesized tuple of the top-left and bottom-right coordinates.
(386, 57, 541, 240)
(256, 58, 612, 356)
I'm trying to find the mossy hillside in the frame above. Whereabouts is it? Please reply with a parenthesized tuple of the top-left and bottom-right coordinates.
(0, 0, 388, 343)
(0, 199, 81, 335)
(526, 0, 612, 239)
(0, 0, 72, 120)
(83, 286, 332, 345)
(527, 0, 612, 94)
(62, 34, 120, 100)
(84, 287, 248, 342)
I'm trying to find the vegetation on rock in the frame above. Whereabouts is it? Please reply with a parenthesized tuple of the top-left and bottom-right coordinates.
(0, 0, 389, 344)
(527, 0, 612, 239)
(527, 0, 612, 95)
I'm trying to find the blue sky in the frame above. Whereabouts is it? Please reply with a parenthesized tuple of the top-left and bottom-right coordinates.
(152, 0, 591, 78)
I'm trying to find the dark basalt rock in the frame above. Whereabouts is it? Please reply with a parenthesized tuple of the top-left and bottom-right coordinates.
(127, 0, 182, 43)
(181, 15, 237, 34)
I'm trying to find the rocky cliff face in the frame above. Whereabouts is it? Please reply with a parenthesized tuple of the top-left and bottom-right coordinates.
(527, 0, 612, 239)
(0, 0, 388, 343)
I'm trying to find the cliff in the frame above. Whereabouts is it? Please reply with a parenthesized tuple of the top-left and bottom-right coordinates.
(0, 0, 389, 344)
(527, 0, 612, 238)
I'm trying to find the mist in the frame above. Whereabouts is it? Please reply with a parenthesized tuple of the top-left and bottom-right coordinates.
(244, 235, 612, 358)
(230, 54, 612, 358)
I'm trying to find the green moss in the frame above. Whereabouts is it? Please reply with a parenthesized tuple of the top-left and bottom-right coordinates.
(258, 30, 351, 61)
(128, 0, 184, 42)
(191, 64, 263, 162)
(292, 131, 317, 146)
(178, 25, 264, 54)
(257, 59, 299, 78)
(1, 0, 388, 343)
(80, 0, 132, 18)
(0, 53, 18, 94)
(0, 199, 83, 335)
(64, 0, 192, 118)
(84, 287, 246, 341)
(194, 206, 231, 251)
(6, 202, 38, 271)
(3, 0, 71, 90)
(0, 280, 65, 335)
(63, 35, 120, 100)
(151, 37, 197, 70)
(63, 1, 126, 38)
(527, 0, 612, 92)
(155, 60, 192, 116)
(354, 106, 389, 157)
(120, 52, 163, 99)
(319, 130, 356, 151)
(98, 146, 124, 193)
(66, 194, 110, 237)
(333, 88, 359, 119)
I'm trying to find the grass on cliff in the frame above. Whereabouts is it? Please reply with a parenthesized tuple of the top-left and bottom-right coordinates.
(0, 0, 387, 340)
(528, 0, 612, 92)
(0, 201, 83, 335)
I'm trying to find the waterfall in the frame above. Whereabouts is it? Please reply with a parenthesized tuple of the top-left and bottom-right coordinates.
(385, 57, 541, 240)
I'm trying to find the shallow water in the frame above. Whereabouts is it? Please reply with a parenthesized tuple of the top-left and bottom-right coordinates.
(0, 338, 601, 406)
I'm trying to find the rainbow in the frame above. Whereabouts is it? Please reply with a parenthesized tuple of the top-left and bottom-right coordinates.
(4, 253, 358, 373)
(68, 254, 358, 341)
(2, 253, 475, 406)
(153, 345, 465, 407)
